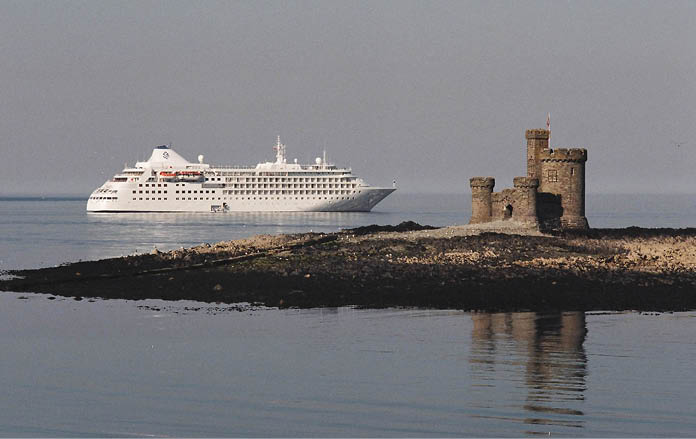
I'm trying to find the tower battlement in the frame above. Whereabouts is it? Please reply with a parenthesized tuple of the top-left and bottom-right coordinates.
(525, 129, 550, 140)
(469, 177, 496, 188)
(513, 177, 539, 188)
(539, 148, 587, 162)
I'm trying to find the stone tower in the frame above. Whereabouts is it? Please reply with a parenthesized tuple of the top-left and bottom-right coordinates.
(512, 176, 539, 225)
(538, 148, 588, 229)
(469, 177, 495, 224)
(526, 129, 549, 180)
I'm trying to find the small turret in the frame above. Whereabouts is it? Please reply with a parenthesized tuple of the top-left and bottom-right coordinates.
(512, 177, 539, 225)
(469, 177, 495, 224)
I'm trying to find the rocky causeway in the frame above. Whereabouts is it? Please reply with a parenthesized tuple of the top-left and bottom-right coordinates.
(2, 221, 696, 312)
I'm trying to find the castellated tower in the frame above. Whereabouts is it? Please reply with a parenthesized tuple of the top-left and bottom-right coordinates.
(512, 176, 539, 225)
(538, 148, 588, 229)
(468, 127, 589, 230)
(469, 177, 495, 223)
(526, 129, 549, 180)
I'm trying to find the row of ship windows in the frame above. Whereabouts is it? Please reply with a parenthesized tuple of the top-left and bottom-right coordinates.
(219, 177, 352, 183)
(137, 178, 352, 186)
(222, 190, 356, 195)
(214, 172, 347, 178)
(118, 173, 350, 181)
(139, 182, 355, 189)
(227, 183, 355, 189)
(90, 197, 119, 200)
(130, 196, 357, 202)
(133, 190, 217, 194)
(133, 189, 358, 195)
(143, 182, 355, 189)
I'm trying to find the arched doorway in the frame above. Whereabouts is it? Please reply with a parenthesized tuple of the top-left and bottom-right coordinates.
(503, 204, 513, 220)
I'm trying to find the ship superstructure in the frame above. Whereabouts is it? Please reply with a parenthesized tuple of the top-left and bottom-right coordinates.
(87, 137, 395, 212)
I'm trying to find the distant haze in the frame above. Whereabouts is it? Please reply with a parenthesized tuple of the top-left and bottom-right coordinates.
(1, 0, 694, 195)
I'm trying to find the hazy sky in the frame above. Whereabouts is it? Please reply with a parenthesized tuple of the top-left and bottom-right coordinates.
(1, 0, 695, 195)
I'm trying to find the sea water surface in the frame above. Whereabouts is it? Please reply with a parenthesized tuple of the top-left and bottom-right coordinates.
(2, 192, 696, 270)
(1, 298, 695, 437)
(1, 193, 696, 436)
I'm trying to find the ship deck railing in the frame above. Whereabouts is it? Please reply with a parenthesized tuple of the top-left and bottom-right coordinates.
(209, 165, 351, 172)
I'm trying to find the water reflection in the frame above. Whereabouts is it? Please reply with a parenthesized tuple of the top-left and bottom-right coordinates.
(470, 312, 587, 434)
(82, 211, 383, 261)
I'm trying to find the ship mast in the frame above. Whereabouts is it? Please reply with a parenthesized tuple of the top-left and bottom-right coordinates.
(274, 135, 287, 164)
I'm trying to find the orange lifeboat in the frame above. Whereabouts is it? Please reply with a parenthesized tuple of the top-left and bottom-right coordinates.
(177, 170, 204, 181)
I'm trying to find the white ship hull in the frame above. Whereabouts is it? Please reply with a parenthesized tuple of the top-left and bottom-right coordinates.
(87, 139, 395, 213)
(87, 186, 394, 213)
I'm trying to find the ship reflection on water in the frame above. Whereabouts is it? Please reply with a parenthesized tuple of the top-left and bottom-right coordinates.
(470, 312, 587, 434)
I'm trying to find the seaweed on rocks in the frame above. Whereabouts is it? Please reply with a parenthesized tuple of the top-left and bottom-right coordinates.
(345, 221, 437, 236)
(1, 225, 696, 312)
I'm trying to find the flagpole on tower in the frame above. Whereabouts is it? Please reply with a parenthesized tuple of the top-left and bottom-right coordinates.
(546, 112, 551, 148)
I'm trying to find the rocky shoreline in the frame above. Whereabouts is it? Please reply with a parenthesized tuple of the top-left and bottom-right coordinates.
(2, 221, 696, 312)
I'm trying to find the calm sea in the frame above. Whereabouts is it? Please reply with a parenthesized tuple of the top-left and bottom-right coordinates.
(1, 193, 696, 437)
(2, 192, 696, 271)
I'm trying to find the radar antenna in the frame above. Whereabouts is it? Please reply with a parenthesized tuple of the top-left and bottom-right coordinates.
(274, 135, 287, 164)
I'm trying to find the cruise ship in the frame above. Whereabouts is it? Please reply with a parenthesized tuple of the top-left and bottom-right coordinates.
(86, 137, 396, 212)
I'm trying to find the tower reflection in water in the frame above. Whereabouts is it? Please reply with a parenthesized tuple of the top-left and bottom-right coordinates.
(470, 312, 587, 434)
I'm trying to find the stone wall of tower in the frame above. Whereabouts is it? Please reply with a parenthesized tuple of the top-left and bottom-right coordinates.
(469, 177, 495, 224)
(538, 148, 588, 229)
(512, 177, 539, 224)
(491, 188, 517, 221)
(526, 129, 549, 180)
(487, 178, 539, 224)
